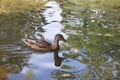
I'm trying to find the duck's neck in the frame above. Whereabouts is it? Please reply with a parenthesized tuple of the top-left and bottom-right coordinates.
(52, 39, 59, 51)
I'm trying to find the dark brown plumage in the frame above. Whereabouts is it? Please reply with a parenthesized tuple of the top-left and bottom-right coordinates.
(22, 34, 66, 51)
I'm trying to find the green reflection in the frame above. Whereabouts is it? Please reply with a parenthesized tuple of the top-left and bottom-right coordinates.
(55, 0, 120, 79)
(52, 70, 75, 80)
(0, 0, 46, 44)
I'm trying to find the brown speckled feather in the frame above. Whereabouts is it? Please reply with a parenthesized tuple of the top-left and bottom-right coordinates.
(22, 38, 52, 51)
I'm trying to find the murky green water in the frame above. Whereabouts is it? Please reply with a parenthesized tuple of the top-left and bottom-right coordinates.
(0, 0, 120, 80)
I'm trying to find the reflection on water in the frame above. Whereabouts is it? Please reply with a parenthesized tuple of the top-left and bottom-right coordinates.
(43, 1, 62, 23)
(0, 0, 120, 80)
(60, 0, 120, 80)
(8, 51, 65, 80)
(20, 52, 58, 80)
(0, 1, 68, 80)
(54, 50, 65, 67)
(41, 1, 67, 41)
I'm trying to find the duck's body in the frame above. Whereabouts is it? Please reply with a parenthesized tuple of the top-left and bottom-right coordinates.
(22, 34, 65, 51)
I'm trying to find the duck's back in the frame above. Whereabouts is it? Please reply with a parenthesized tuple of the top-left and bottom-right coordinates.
(22, 38, 52, 51)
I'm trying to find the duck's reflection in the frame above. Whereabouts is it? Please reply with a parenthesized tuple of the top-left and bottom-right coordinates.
(54, 50, 65, 67)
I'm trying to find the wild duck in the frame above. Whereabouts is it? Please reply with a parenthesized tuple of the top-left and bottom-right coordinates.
(22, 34, 66, 51)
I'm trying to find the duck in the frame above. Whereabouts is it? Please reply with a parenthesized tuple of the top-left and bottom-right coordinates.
(22, 34, 66, 51)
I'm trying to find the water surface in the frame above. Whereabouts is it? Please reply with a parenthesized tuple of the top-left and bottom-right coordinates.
(0, 0, 120, 80)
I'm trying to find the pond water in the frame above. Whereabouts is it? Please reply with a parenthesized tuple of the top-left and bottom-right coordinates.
(0, 0, 120, 80)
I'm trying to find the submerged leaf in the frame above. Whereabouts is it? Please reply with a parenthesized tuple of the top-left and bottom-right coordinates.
(104, 33, 112, 37)
(62, 73, 71, 77)
(61, 65, 73, 69)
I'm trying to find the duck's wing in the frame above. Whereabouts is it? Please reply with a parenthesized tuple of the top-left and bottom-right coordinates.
(37, 40, 51, 46)
(22, 38, 51, 48)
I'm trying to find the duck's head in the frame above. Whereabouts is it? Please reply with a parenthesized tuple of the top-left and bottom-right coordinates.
(55, 34, 66, 42)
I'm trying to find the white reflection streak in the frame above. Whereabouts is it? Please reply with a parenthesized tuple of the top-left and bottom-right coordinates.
(41, 1, 68, 42)
(21, 53, 58, 71)
(27, 53, 56, 68)
(43, 1, 62, 23)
